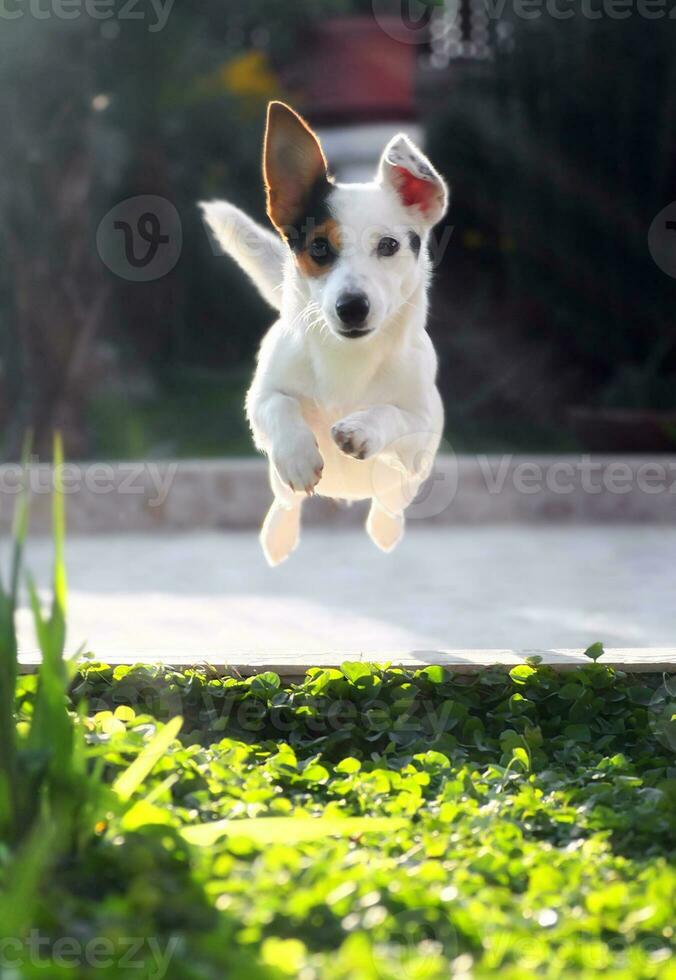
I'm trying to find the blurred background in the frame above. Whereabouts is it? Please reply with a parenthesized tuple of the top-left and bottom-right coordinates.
(1, 0, 676, 464)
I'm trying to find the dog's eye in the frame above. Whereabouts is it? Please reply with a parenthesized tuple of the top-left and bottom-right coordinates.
(377, 236, 400, 257)
(308, 237, 334, 265)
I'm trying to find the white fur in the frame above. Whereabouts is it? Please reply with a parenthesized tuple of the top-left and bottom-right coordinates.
(201, 132, 448, 566)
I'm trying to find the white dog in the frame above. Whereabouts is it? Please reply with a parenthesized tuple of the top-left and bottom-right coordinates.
(201, 102, 448, 566)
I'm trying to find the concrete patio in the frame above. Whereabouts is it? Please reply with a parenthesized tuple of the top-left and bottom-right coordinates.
(14, 524, 676, 662)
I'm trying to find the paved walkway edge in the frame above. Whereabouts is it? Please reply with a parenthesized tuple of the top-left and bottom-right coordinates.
(18, 649, 676, 676)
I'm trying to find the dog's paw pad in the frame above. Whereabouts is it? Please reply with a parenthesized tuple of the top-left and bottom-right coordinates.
(331, 418, 379, 460)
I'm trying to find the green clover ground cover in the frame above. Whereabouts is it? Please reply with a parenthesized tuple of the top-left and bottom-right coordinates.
(10, 660, 675, 979)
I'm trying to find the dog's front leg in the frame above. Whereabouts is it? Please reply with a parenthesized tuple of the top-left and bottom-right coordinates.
(331, 405, 437, 476)
(251, 392, 324, 496)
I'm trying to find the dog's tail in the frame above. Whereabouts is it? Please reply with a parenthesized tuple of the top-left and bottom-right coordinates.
(199, 201, 286, 312)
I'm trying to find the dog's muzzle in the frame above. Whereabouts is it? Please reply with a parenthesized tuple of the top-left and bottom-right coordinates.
(336, 292, 370, 337)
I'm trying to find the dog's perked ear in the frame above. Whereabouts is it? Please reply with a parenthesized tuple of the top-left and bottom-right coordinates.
(378, 134, 448, 228)
(263, 101, 329, 240)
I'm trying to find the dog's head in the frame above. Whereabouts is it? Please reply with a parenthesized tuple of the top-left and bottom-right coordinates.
(264, 101, 448, 341)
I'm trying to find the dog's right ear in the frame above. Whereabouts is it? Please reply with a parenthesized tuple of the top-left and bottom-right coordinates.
(379, 134, 448, 229)
(264, 101, 328, 237)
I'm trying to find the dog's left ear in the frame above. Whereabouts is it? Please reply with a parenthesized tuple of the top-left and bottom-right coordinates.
(264, 101, 329, 237)
(379, 134, 448, 228)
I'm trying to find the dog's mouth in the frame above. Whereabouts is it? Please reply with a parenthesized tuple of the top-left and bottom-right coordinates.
(337, 327, 374, 340)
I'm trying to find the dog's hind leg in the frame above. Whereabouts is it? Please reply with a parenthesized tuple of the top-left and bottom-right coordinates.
(260, 497, 302, 566)
(366, 500, 404, 553)
(260, 463, 308, 566)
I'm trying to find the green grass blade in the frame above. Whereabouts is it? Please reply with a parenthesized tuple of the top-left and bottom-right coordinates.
(142, 772, 180, 807)
(25, 569, 72, 786)
(50, 432, 67, 648)
(0, 592, 17, 840)
(0, 433, 32, 842)
(25, 573, 48, 658)
(113, 716, 183, 802)
(9, 431, 33, 608)
(0, 819, 59, 940)
(24, 438, 73, 821)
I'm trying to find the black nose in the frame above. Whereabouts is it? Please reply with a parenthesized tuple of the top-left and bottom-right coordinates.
(336, 292, 370, 328)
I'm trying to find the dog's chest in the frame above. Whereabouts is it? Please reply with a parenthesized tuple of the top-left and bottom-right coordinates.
(308, 341, 385, 412)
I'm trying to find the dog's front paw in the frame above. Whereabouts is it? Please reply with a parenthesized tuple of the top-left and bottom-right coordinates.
(272, 436, 324, 495)
(331, 415, 383, 461)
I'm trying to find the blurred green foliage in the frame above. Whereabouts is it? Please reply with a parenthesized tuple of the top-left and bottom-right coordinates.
(1, 3, 675, 458)
(7, 656, 674, 977)
(0, 1, 368, 458)
(87, 367, 252, 458)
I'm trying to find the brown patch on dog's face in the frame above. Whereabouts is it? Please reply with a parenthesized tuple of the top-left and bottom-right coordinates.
(295, 218, 341, 278)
